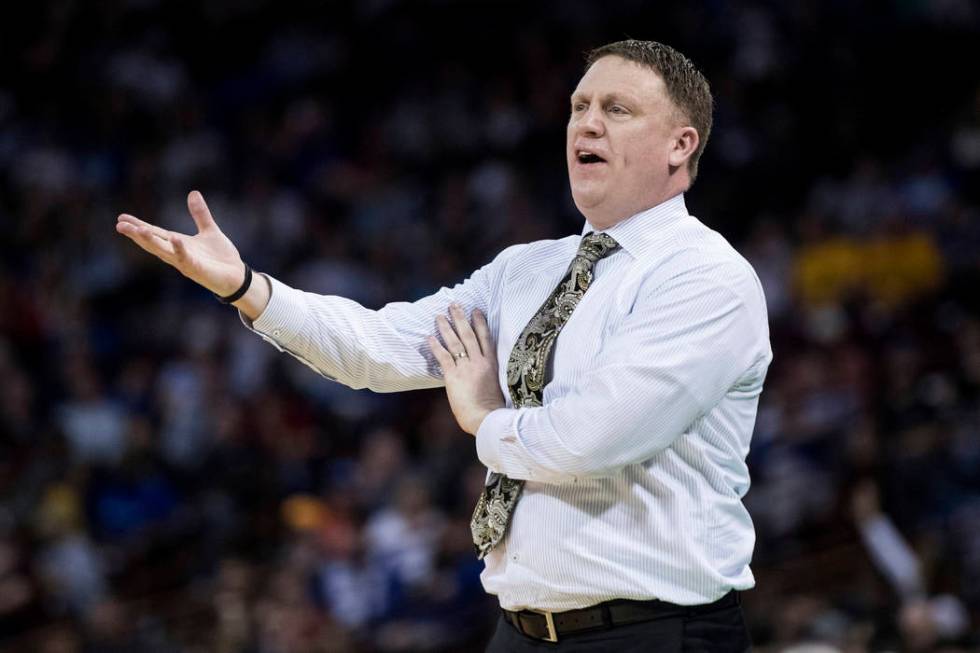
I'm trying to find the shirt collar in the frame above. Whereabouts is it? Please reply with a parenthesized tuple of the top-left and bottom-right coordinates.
(581, 193, 689, 261)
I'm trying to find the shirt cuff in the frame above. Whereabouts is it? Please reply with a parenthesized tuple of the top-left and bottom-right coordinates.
(475, 408, 517, 473)
(238, 274, 310, 352)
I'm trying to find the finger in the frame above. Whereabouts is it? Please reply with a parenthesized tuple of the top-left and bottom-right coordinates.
(119, 221, 173, 248)
(187, 190, 217, 233)
(117, 222, 176, 261)
(117, 214, 176, 241)
(427, 336, 454, 373)
(436, 314, 466, 357)
(449, 304, 481, 358)
(472, 309, 494, 358)
(171, 235, 193, 265)
(136, 225, 177, 258)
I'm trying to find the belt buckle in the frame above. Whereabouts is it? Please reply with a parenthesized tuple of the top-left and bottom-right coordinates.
(526, 608, 558, 642)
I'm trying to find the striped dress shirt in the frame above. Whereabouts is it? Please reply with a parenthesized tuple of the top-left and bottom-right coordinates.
(243, 192, 772, 611)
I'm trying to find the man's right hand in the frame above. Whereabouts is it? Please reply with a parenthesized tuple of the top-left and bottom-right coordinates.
(116, 190, 271, 319)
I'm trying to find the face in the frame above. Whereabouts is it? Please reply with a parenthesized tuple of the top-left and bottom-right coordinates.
(567, 55, 692, 228)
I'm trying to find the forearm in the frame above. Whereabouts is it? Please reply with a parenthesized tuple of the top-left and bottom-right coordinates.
(240, 245, 520, 394)
(474, 376, 703, 483)
(233, 270, 272, 321)
(242, 275, 447, 392)
(475, 275, 769, 483)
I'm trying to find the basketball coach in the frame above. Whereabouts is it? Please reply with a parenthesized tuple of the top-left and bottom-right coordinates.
(117, 39, 771, 652)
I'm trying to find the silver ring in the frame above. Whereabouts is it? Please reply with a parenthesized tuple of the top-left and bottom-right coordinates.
(454, 351, 468, 360)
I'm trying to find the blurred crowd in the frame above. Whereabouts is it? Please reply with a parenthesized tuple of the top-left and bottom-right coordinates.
(1, 0, 979, 651)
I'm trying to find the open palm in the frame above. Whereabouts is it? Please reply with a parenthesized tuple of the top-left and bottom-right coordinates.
(116, 191, 245, 296)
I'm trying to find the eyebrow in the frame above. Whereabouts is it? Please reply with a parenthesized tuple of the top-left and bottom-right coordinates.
(569, 91, 640, 106)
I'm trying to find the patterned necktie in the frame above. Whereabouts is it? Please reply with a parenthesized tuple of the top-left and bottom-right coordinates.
(470, 231, 621, 559)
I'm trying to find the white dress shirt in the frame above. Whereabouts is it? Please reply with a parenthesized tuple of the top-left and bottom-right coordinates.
(243, 193, 772, 611)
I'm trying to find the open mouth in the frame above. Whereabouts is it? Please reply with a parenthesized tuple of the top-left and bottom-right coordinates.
(576, 151, 607, 165)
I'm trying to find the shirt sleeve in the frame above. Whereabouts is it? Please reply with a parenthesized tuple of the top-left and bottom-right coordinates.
(241, 246, 522, 393)
(474, 264, 770, 483)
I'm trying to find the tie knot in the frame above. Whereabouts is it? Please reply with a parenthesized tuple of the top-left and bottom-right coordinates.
(578, 232, 621, 262)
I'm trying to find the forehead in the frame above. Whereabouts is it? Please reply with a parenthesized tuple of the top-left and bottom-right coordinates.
(572, 55, 668, 105)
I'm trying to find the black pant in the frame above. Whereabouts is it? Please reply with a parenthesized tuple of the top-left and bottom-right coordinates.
(485, 601, 751, 652)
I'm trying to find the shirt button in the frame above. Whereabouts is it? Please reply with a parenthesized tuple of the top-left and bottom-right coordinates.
(273, 329, 282, 337)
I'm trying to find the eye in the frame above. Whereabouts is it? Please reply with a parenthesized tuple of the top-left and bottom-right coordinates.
(572, 102, 587, 113)
(608, 105, 628, 115)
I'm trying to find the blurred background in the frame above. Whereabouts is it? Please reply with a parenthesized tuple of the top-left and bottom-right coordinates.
(1, 0, 979, 651)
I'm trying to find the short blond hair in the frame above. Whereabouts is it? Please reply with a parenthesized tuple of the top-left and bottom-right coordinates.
(586, 40, 713, 182)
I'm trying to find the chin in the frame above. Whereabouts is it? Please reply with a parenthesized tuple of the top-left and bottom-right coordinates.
(571, 198, 594, 219)
(571, 189, 604, 213)
(572, 203, 605, 227)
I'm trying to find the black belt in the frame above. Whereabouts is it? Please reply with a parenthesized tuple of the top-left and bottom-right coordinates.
(502, 591, 740, 643)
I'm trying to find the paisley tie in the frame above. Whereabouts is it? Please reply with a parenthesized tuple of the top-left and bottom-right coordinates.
(470, 231, 621, 559)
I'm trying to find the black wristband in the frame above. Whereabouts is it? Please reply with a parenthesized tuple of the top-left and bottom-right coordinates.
(215, 263, 253, 304)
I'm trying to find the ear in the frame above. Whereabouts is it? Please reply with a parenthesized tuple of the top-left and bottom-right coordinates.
(667, 126, 699, 169)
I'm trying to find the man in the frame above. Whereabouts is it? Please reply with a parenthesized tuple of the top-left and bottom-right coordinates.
(117, 40, 769, 651)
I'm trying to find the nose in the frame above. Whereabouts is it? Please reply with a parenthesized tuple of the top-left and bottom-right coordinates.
(573, 103, 605, 138)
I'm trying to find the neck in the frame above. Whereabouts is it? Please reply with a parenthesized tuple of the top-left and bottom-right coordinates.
(585, 190, 686, 230)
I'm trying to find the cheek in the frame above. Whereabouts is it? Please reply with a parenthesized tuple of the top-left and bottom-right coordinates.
(622, 143, 662, 175)
(565, 120, 577, 144)
(623, 130, 671, 171)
